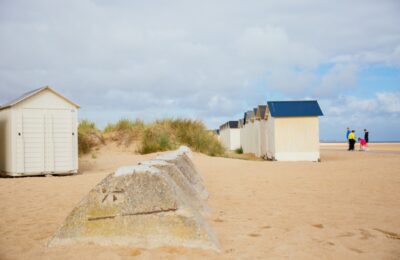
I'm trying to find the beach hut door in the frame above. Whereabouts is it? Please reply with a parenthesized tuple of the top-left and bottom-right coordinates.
(16, 109, 46, 174)
(48, 109, 75, 173)
(16, 109, 75, 174)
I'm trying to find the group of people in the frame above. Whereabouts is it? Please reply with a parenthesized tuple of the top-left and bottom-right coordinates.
(346, 128, 369, 151)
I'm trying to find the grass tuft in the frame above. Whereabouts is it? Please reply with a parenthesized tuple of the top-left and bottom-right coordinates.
(139, 119, 225, 156)
(103, 119, 145, 146)
(235, 146, 243, 154)
(78, 118, 225, 157)
(78, 120, 103, 155)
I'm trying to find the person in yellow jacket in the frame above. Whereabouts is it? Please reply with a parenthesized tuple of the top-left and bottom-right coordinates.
(348, 130, 356, 151)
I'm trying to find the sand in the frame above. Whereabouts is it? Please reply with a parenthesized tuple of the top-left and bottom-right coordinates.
(0, 143, 399, 259)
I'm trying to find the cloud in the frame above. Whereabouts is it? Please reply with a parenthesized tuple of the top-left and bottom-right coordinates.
(316, 63, 359, 97)
(235, 25, 321, 69)
(331, 45, 400, 66)
(266, 67, 317, 95)
(0, 0, 399, 138)
(319, 91, 400, 140)
(323, 91, 400, 117)
(376, 92, 400, 113)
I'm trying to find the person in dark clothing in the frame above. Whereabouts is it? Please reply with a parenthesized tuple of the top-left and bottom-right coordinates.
(364, 129, 369, 143)
(348, 130, 356, 151)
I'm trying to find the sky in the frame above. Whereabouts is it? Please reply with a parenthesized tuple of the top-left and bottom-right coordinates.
(0, 0, 399, 141)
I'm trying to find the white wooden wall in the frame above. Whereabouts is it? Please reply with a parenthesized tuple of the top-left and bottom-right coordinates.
(1, 89, 78, 176)
(240, 115, 320, 161)
(272, 116, 320, 161)
(220, 128, 241, 150)
(240, 120, 267, 157)
(0, 109, 12, 173)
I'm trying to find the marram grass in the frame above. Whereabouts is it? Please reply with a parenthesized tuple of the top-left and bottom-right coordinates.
(78, 118, 225, 157)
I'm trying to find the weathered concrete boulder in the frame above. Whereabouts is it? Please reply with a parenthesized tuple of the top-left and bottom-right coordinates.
(48, 164, 218, 250)
(155, 146, 209, 200)
(139, 159, 210, 214)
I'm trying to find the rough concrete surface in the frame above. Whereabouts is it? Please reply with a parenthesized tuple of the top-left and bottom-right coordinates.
(155, 148, 209, 200)
(48, 147, 218, 251)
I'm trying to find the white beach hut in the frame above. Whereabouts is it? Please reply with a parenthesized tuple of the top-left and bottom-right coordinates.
(0, 86, 80, 176)
(265, 100, 323, 161)
(219, 121, 241, 150)
(240, 106, 268, 157)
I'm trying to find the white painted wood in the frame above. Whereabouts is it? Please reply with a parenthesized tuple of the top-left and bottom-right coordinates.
(0, 87, 79, 176)
(240, 119, 267, 157)
(219, 128, 241, 150)
(0, 108, 12, 173)
(268, 116, 320, 161)
(240, 111, 320, 161)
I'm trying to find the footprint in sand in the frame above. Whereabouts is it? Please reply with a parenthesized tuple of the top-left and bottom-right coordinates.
(248, 233, 261, 237)
(213, 218, 224, 223)
(225, 248, 234, 253)
(261, 225, 271, 229)
(348, 247, 364, 254)
(358, 229, 376, 240)
(373, 228, 400, 240)
(312, 224, 324, 229)
(337, 231, 355, 238)
(130, 248, 142, 256)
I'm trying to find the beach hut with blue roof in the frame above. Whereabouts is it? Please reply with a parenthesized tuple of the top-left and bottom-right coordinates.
(265, 100, 323, 161)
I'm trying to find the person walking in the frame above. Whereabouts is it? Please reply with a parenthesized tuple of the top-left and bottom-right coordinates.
(364, 129, 369, 143)
(346, 127, 351, 150)
(348, 130, 356, 151)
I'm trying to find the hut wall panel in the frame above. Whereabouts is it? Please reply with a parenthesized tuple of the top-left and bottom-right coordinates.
(273, 116, 320, 161)
(0, 109, 12, 173)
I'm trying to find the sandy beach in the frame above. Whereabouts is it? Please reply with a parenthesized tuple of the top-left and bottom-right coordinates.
(0, 143, 399, 259)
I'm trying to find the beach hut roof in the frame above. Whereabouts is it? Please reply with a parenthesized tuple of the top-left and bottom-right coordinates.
(228, 121, 239, 128)
(267, 100, 323, 117)
(0, 86, 80, 110)
(219, 120, 239, 130)
(243, 110, 254, 124)
(256, 105, 267, 119)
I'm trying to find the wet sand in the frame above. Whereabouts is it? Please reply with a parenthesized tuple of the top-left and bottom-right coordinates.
(0, 143, 399, 259)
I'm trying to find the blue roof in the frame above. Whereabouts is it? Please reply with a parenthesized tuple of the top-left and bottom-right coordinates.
(267, 100, 323, 117)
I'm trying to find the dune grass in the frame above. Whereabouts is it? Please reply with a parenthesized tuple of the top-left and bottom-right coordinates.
(78, 118, 225, 157)
(78, 119, 103, 155)
(103, 119, 145, 146)
(138, 119, 225, 156)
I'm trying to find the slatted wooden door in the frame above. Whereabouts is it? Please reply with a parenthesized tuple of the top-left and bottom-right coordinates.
(15, 109, 76, 174)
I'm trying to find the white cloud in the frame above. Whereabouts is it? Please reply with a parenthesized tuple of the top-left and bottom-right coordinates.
(316, 63, 359, 97)
(266, 67, 316, 94)
(0, 0, 399, 137)
(319, 91, 400, 140)
(235, 25, 321, 69)
(322, 91, 400, 119)
(376, 92, 400, 113)
(331, 45, 400, 66)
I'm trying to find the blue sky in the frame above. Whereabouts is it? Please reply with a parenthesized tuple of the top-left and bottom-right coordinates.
(0, 0, 399, 141)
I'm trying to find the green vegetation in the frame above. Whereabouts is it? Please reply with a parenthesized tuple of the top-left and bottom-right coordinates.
(78, 120, 103, 155)
(104, 118, 145, 133)
(78, 118, 225, 157)
(235, 146, 243, 154)
(138, 119, 225, 156)
(103, 119, 145, 146)
(139, 121, 174, 154)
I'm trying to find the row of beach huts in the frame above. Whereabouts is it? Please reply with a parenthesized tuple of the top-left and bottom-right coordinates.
(0, 87, 324, 178)
(218, 101, 324, 161)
